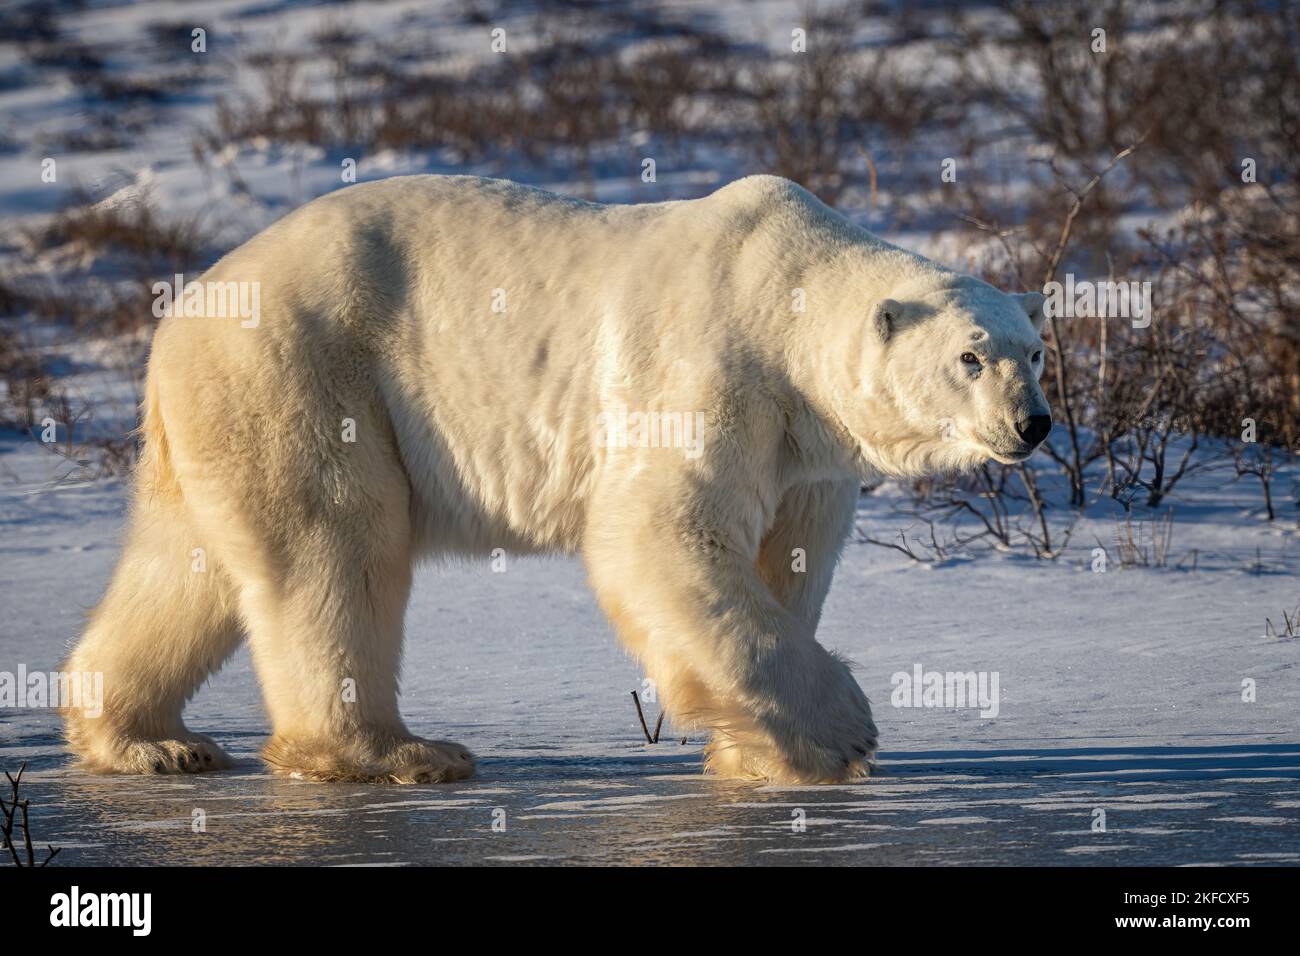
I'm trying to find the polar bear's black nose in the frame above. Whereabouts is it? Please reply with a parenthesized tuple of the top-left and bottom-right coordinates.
(1017, 414, 1052, 446)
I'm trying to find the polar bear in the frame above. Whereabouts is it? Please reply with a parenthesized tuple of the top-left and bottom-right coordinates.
(63, 175, 1050, 784)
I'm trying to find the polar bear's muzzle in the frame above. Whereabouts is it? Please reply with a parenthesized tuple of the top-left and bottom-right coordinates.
(982, 412, 1052, 462)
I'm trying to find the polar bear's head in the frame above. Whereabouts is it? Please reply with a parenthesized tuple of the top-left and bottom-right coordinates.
(840, 275, 1052, 477)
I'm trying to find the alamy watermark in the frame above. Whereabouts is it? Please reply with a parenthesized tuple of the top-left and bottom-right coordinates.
(50, 886, 151, 936)
(152, 273, 260, 328)
(1043, 274, 1151, 329)
(595, 402, 706, 460)
(890, 663, 1000, 718)
(0, 665, 103, 717)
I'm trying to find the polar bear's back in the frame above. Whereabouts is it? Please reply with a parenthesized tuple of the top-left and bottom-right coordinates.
(262, 173, 674, 268)
(219, 173, 854, 299)
(200, 173, 873, 340)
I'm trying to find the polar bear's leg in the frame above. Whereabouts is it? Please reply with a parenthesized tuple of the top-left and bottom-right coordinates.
(64, 489, 243, 774)
(245, 545, 472, 783)
(756, 480, 860, 631)
(585, 475, 875, 784)
(226, 454, 473, 785)
(737, 478, 877, 775)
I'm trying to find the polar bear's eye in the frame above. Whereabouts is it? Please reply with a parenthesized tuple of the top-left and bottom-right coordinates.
(960, 352, 980, 366)
(1032, 350, 1043, 363)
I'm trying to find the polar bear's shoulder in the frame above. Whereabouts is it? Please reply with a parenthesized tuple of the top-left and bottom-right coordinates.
(707, 175, 821, 212)
(701, 175, 863, 240)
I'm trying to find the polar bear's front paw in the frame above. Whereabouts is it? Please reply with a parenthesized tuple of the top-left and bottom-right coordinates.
(806, 654, 879, 775)
(262, 734, 476, 784)
(706, 649, 878, 785)
(787, 653, 879, 783)
(705, 723, 876, 784)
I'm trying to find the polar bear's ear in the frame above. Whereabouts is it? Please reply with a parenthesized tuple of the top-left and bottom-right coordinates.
(872, 298, 905, 342)
(1017, 291, 1047, 332)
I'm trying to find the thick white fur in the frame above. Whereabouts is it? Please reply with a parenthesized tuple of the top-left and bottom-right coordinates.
(63, 175, 1048, 784)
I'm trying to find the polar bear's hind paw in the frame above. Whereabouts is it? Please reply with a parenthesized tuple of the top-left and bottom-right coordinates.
(262, 735, 476, 784)
(73, 735, 233, 775)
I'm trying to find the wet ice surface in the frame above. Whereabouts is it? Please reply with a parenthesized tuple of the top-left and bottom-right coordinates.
(2, 455, 1299, 865)
(10, 720, 1300, 865)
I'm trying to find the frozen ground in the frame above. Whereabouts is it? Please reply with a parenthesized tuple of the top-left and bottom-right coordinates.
(2, 440, 1297, 866)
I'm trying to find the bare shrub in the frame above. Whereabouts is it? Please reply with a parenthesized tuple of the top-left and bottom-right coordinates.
(1, 763, 61, 868)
